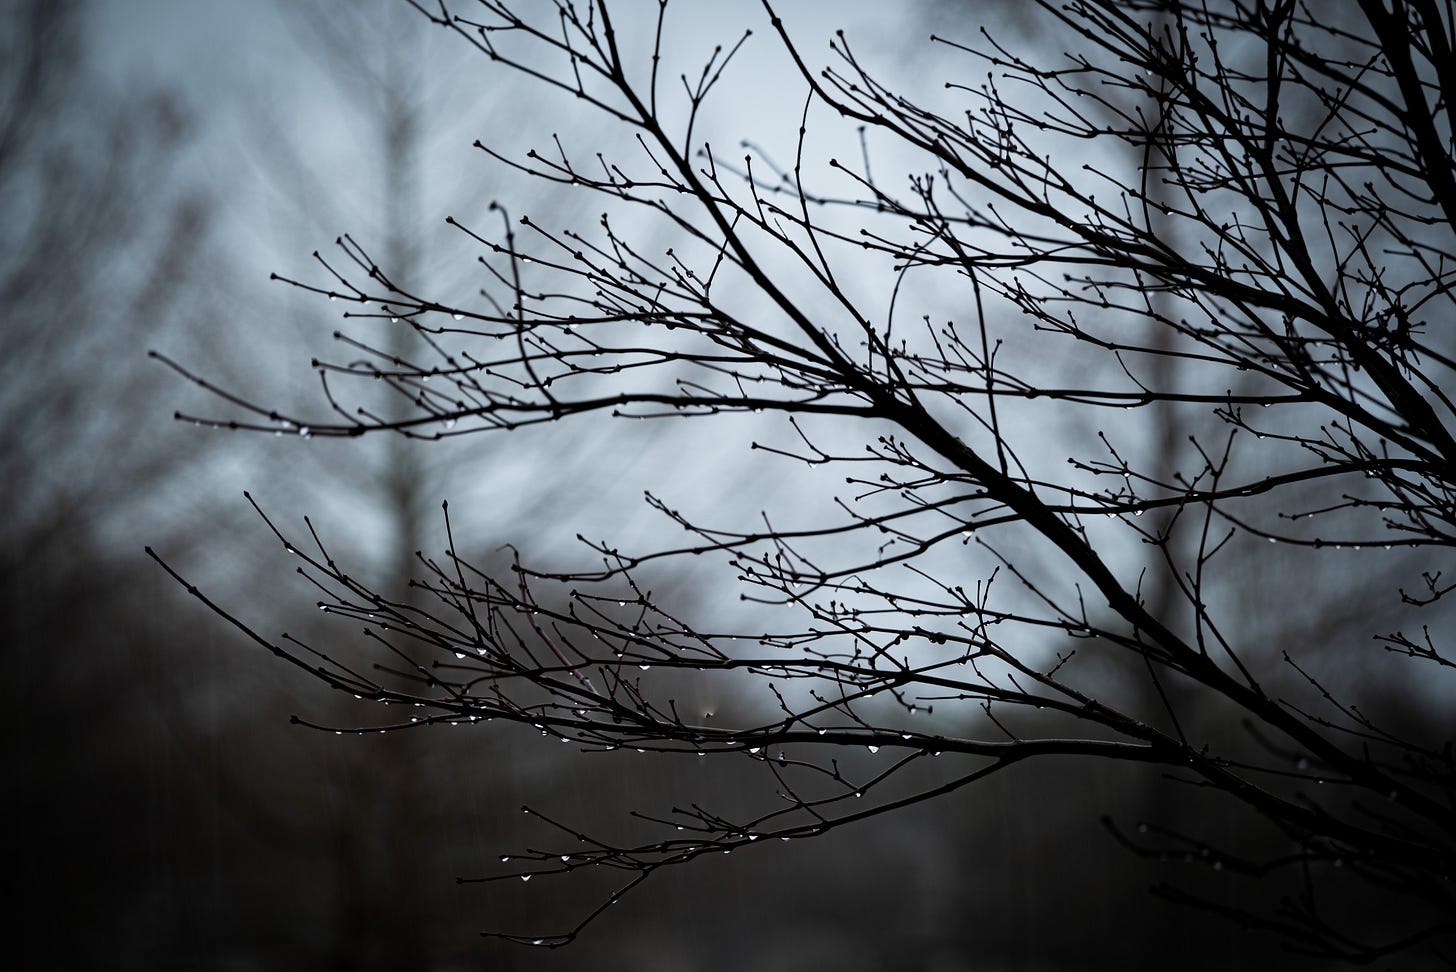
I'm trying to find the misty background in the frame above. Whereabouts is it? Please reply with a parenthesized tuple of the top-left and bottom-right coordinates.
(4, 1, 1433, 969)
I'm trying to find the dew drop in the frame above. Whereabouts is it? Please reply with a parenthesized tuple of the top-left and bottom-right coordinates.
(867, 745, 879, 753)
(520, 874, 531, 882)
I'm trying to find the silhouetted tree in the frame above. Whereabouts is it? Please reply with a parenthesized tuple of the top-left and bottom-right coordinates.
(156, 0, 1456, 962)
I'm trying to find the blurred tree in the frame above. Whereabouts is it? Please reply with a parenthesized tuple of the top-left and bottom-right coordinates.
(0, 0, 236, 965)
(160, 0, 1456, 964)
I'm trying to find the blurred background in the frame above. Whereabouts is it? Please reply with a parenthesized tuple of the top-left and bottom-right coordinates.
(4, 1, 1439, 969)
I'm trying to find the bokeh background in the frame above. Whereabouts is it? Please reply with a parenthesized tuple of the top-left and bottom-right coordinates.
(5, 2, 1439, 969)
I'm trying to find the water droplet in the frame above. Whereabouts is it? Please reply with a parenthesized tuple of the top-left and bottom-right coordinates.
(520, 874, 531, 882)
(500, 855, 510, 863)
(453, 313, 463, 321)
(866, 745, 879, 753)
(455, 652, 465, 659)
